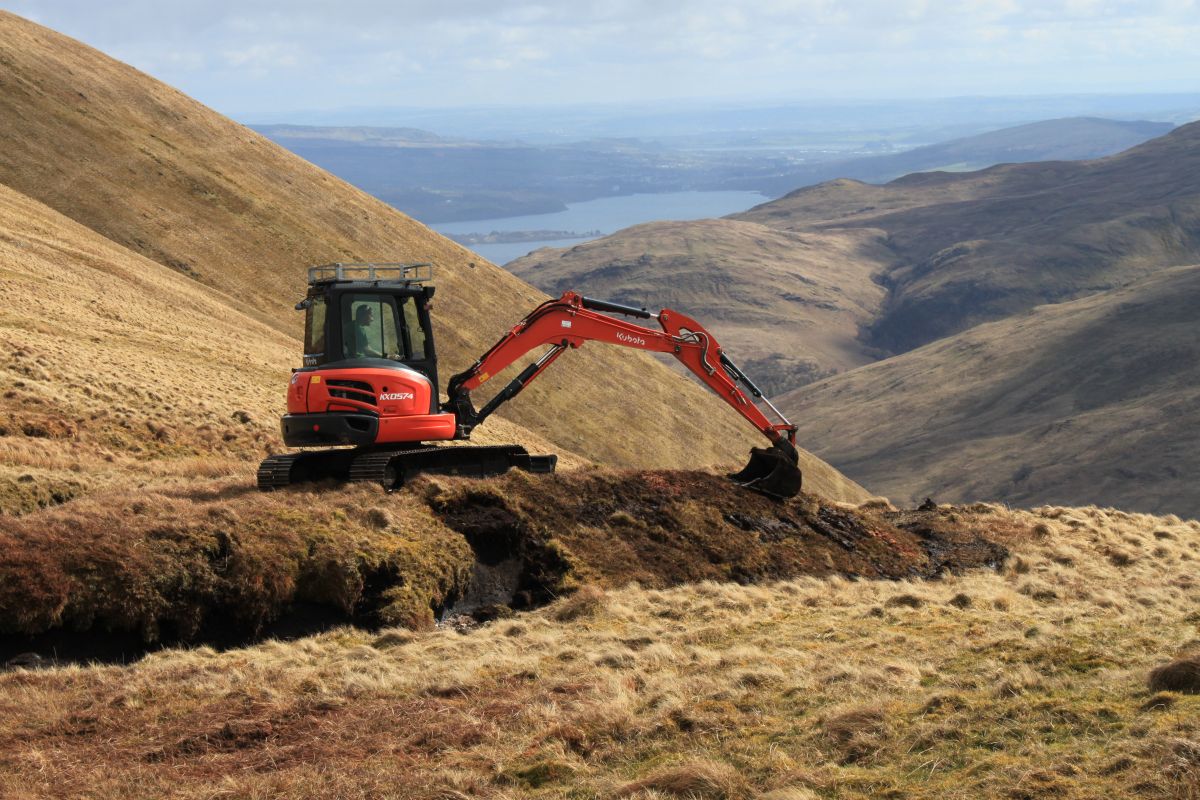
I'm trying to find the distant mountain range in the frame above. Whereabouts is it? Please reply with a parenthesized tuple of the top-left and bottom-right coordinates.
(724, 117, 1174, 196)
(736, 120, 1200, 353)
(511, 116, 1185, 393)
(257, 116, 1173, 223)
(254, 124, 737, 222)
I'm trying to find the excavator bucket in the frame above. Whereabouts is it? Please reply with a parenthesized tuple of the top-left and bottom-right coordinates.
(728, 441, 803, 499)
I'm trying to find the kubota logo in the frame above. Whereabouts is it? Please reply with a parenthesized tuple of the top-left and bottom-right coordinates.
(380, 392, 414, 401)
(616, 331, 646, 346)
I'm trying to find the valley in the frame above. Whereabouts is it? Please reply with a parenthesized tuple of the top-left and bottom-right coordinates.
(512, 120, 1200, 514)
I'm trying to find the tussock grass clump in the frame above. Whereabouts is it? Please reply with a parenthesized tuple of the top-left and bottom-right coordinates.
(1148, 657, 1200, 693)
(1140, 692, 1178, 711)
(822, 706, 889, 764)
(552, 585, 607, 622)
(756, 789, 818, 800)
(884, 592, 925, 609)
(616, 758, 746, 799)
(948, 591, 973, 608)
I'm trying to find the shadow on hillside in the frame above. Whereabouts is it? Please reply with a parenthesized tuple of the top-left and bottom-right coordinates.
(0, 601, 356, 668)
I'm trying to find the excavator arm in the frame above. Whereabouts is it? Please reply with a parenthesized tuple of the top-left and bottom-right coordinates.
(446, 291, 802, 498)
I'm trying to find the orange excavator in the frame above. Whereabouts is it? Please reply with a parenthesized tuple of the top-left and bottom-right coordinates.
(258, 263, 802, 498)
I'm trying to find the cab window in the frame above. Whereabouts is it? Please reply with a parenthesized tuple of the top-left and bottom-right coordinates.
(303, 296, 326, 365)
(401, 297, 428, 360)
(341, 294, 401, 361)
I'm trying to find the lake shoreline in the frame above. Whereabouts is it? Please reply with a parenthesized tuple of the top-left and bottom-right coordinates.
(427, 189, 769, 266)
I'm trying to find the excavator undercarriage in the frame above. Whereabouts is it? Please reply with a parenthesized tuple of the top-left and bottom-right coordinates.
(258, 443, 556, 491)
(258, 263, 802, 499)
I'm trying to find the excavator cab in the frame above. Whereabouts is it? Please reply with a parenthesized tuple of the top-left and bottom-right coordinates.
(299, 263, 440, 398)
(259, 263, 555, 491)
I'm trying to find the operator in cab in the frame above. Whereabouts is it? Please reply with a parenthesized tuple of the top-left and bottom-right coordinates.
(352, 304, 382, 359)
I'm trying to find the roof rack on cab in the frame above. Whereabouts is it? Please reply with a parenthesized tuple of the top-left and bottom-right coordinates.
(308, 262, 433, 285)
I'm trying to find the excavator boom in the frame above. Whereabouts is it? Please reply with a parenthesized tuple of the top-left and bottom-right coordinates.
(447, 291, 801, 498)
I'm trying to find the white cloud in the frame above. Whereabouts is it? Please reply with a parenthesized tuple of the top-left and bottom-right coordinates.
(6, 0, 1200, 110)
(222, 43, 300, 70)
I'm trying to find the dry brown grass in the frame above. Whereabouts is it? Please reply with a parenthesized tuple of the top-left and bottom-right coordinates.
(0, 503, 1196, 798)
(616, 758, 747, 798)
(0, 181, 292, 513)
(551, 584, 606, 622)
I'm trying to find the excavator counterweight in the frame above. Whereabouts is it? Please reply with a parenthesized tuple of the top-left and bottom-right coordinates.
(258, 263, 802, 498)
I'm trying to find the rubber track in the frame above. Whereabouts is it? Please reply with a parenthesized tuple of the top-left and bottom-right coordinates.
(348, 449, 422, 487)
(258, 445, 556, 492)
(257, 453, 305, 490)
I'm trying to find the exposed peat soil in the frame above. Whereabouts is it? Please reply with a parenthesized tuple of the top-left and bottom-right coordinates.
(0, 470, 1018, 666)
(431, 470, 1011, 589)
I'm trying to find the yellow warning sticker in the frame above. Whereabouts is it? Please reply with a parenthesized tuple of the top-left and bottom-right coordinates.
(311, 375, 321, 383)
(478, 372, 490, 384)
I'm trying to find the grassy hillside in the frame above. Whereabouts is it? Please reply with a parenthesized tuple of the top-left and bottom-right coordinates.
(0, 10, 836, 477)
(3, 499, 1197, 798)
(509, 220, 894, 395)
(781, 265, 1200, 515)
(509, 120, 1191, 398)
(0, 181, 289, 513)
(735, 121, 1200, 353)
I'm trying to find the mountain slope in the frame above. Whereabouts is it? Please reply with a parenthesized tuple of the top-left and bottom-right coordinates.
(780, 265, 1200, 515)
(0, 180, 287, 512)
(735, 121, 1200, 353)
(508, 121, 1192, 396)
(0, 11, 866, 496)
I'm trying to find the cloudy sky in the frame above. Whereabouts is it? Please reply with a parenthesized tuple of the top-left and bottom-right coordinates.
(9, 1, 1200, 115)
